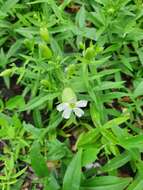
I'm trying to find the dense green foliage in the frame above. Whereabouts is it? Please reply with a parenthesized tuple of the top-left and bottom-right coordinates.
(1, 0, 143, 189)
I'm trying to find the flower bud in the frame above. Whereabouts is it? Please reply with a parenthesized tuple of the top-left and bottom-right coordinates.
(66, 64, 76, 76)
(107, 8, 115, 14)
(62, 88, 77, 102)
(40, 27, 50, 43)
(84, 46, 95, 60)
(40, 79, 49, 87)
(0, 69, 12, 77)
(39, 44, 52, 59)
(95, 46, 103, 53)
(24, 38, 34, 51)
(79, 42, 85, 50)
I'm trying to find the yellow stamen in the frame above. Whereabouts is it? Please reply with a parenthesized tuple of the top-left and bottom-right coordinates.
(69, 102, 76, 109)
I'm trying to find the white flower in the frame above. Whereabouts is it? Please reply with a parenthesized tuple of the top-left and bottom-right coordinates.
(56, 99, 88, 119)
(85, 162, 101, 170)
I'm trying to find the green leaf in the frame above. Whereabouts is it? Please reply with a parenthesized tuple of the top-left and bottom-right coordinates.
(102, 92, 128, 102)
(82, 148, 99, 166)
(12, 167, 27, 179)
(0, 0, 19, 17)
(102, 114, 129, 129)
(133, 81, 143, 98)
(63, 149, 82, 190)
(102, 151, 131, 172)
(81, 176, 132, 190)
(94, 81, 124, 91)
(76, 6, 86, 28)
(44, 174, 60, 190)
(30, 142, 49, 178)
(127, 176, 143, 190)
(6, 95, 25, 110)
(47, 139, 71, 160)
(33, 109, 43, 128)
(20, 93, 59, 111)
(76, 129, 100, 148)
(7, 40, 22, 58)
(90, 103, 101, 127)
(121, 56, 133, 71)
(136, 48, 143, 66)
(81, 27, 96, 40)
(120, 134, 143, 149)
(23, 122, 43, 139)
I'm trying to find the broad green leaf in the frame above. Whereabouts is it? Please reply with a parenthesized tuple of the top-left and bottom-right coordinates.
(47, 139, 71, 160)
(76, 129, 100, 148)
(44, 174, 60, 190)
(23, 122, 43, 138)
(131, 180, 143, 190)
(81, 176, 132, 190)
(102, 151, 131, 172)
(81, 27, 96, 40)
(120, 134, 143, 149)
(6, 95, 25, 110)
(30, 142, 49, 178)
(63, 149, 82, 190)
(127, 176, 143, 190)
(82, 147, 99, 166)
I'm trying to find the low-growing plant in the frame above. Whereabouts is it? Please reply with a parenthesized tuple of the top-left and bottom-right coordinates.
(1, 0, 143, 190)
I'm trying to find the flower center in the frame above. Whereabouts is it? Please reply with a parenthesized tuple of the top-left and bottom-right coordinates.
(69, 102, 76, 109)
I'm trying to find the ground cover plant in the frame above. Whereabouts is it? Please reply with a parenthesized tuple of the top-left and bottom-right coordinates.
(1, 0, 143, 189)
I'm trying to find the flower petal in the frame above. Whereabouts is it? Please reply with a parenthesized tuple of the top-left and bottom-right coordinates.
(56, 103, 67, 112)
(62, 107, 72, 119)
(85, 163, 94, 170)
(76, 100, 88, 108)
(73, 108, 84, 117)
